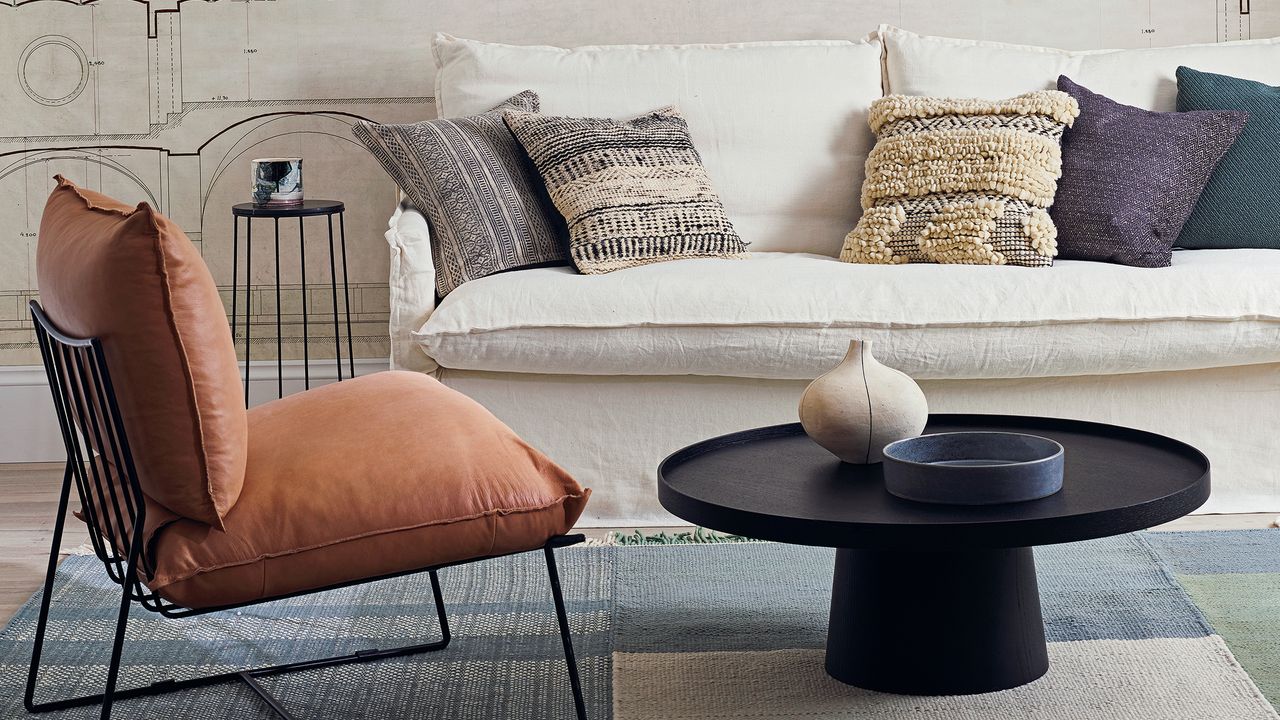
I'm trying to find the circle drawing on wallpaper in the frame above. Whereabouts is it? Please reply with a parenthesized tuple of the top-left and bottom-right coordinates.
(18, 36, 90, 107)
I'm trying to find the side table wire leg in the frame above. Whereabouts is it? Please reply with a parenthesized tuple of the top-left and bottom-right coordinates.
(299, 217, 309, 390)
(274, 218, 282, 399)
(326, 215, 341, 381)
(244, 218, 253, 406)
(338, 211, 354, 378)
(231, 216, 240, 398)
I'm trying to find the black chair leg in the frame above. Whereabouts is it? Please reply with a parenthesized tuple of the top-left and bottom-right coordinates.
(99, 545, 142, 720)
(544, 543, 589, 720)
(219, 568, 452, 718)
(26, 535, 582, 719)
(25, 464, 142, 720)
(237, 672, 297, 720)
(428, 569, 450, 646)
(26, 563, 452, 718)
(24, 465, 74, 715)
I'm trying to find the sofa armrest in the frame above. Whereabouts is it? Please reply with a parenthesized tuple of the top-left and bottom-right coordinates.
(386, 201, 440, 374)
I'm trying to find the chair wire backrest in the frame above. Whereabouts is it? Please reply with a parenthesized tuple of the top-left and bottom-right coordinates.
(30, 300, 153, 586)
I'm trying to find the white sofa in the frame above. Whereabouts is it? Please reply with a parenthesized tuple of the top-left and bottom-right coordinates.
(388, 27, 1280, 526)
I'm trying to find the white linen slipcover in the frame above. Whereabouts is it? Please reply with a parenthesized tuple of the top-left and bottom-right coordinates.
(880, 25, 1280, 110)
(387, 202, 437, 373)
(417, 251, 1280, 380)
(432, 34, 884, 257)
(388, 32, 1280, 522)
(439, 366, 1280, 526)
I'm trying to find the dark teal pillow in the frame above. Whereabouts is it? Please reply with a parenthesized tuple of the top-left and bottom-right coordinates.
(1176, 66, 1275, 249)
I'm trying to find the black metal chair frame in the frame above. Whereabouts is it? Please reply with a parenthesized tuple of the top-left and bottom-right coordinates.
(23, 301, 589, 720)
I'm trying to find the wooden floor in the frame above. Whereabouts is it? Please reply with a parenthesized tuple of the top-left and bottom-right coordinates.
(0, 462, 1275, 626)
(1, 463, 89, 625)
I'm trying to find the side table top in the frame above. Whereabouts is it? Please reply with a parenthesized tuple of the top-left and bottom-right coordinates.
(232, 200, 345, 217)
(658, 415, 1210, 549)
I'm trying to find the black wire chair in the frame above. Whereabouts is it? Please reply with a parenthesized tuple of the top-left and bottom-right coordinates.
(23, 300, 589, 720)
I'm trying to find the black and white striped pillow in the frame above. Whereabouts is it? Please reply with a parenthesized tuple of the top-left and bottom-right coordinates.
(353, 91, 566, 296)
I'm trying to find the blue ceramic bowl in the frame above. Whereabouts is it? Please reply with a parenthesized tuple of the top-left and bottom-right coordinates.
(882, 432, 1065, 505)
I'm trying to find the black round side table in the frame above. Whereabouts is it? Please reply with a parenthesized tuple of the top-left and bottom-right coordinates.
(658, 415, 1210, 696)
(231, 200, 353, 403)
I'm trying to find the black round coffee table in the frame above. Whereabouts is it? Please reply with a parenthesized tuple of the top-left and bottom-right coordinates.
(658, 414, 1210, 696)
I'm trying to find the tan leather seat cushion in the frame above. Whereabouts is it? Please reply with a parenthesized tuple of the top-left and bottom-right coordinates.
(147, 372, 589, 609)
(37, 176, 247, 529)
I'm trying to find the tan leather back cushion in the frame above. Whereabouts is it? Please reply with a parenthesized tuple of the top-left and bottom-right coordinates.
(37, 176, 247, 528)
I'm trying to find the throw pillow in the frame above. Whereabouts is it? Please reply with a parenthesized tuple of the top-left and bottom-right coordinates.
(352, 91, 565, 296)
(841, 91, 1079, 267)
(1176, 66, 1279, 249)
(1052, 76, 1247, 267)
(502, 106, 747, 274)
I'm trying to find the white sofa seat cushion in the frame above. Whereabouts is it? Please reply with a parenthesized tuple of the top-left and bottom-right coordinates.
(432, 34, 883, 256)
(416, 250, 1280, 381)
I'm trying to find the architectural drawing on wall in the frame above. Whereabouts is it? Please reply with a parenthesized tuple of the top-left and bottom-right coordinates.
(1, 0, 1276, 366)
(18, 35, 91, 107)
(1224, 0, 1256, 40)
(0, 0, 433, 365)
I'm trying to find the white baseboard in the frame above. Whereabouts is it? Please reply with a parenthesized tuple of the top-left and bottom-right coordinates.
(0, 373, 65, 464)
(0, 358, 388, 463)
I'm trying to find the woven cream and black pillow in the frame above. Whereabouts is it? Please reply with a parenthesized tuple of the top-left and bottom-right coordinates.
(842, 91, 1079, 267)
(503, 107, 746, 274)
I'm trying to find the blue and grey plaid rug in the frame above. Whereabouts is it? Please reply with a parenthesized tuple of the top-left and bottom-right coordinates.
(1, 531, 1277, 718)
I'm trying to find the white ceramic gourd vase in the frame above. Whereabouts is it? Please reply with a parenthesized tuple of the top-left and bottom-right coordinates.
(798, 340, 928, 464)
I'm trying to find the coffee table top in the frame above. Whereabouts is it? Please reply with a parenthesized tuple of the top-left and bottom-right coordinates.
(658, 415, 1210, 549)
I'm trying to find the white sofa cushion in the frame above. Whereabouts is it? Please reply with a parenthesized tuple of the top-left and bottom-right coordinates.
(432, 34, 883, 256)
(417, 250, 1280, 380)
(881, 25, 1280, 111)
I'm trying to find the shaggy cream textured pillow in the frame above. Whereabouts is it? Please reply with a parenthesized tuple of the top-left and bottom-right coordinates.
(841, 91, 1079, 266)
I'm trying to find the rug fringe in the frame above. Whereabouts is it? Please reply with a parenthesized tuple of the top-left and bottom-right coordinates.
(61, 541, 96, 557)
(602, 527, 760, 546)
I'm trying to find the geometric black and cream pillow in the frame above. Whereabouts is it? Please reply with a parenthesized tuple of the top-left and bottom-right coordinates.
(842, 91, 1079, 267)
(353, 91, 566, 296)
(503, 106, 747, 275)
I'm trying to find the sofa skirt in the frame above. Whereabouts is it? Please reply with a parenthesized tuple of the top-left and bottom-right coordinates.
(438, 364, 1280, 526)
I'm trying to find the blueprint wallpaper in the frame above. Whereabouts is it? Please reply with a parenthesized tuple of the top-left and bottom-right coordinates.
(0, 0, 1274, 365)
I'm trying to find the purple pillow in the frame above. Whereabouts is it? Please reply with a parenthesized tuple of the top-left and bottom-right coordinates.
(1051, 76, 1247, 267)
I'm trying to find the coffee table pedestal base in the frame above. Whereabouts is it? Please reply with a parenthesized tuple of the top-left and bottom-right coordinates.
(825, 546, 1049, 695)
